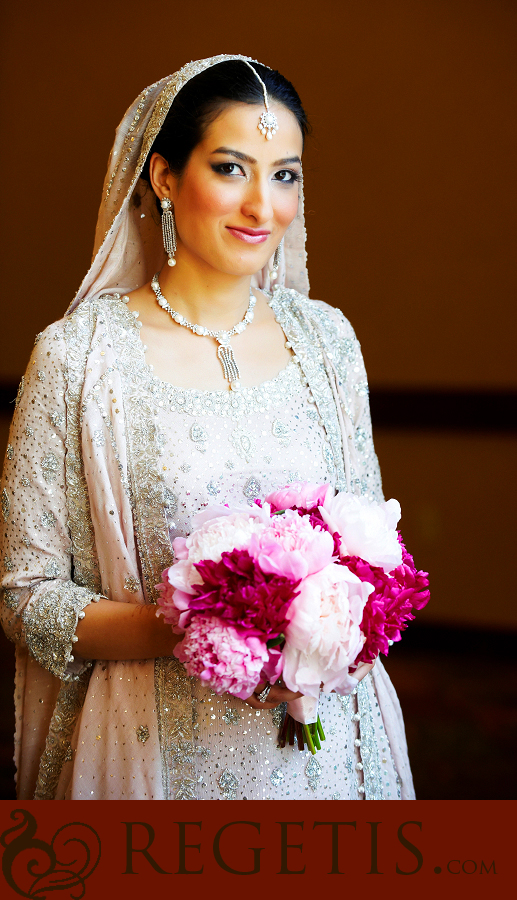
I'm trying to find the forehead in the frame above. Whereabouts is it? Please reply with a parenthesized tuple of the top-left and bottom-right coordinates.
(196, 101, 304, 160)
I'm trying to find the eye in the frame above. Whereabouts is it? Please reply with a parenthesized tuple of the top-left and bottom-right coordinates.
(274, 169, 301, 184)
(212, 162, 245, 176)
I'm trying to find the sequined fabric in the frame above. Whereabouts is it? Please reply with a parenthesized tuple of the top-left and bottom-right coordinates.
(0, 290, 414, 800)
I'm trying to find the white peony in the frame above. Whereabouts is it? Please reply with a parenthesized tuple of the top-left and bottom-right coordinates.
(319, 493, 402, 573)
(184, 513, 266, 565)
(282, 563, 373, 698)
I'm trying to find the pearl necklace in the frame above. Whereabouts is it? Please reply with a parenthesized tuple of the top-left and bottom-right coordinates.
(150, 273, 256, 392)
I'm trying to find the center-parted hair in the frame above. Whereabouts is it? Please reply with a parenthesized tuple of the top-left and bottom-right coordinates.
(140, 59, 309, 184)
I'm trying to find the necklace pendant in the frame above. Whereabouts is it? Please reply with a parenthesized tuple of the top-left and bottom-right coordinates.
(217, 343, 240, 389)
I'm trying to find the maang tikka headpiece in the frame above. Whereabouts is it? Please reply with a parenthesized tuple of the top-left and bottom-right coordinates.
(242, 60, 279, 140)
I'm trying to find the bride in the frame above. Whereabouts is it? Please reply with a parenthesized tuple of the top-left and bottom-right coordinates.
(0, 55, 414, 800)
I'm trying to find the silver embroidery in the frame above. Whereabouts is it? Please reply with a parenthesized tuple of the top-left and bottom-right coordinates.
(41, 510, 56, 528)
(93, 429, 105, 447)
(50, 411, 65, 429)
(270, 767, 285, 787)
(243, 476, 261, 500)
(6, 444, 14, 460)
(272, 419, 291, 447)
(270, 703, 286, 727)
(64, 304, 101, 592)
(25, 426, 34, 437)
(136, 725, 150, 743)
(230, 426, 256, 463)
(163, 486, 177, 517)
(149, 359, 303, 419)
(222, 708, 241, 725)
(356, 675, 384, 799)
(37, 370, 46, 382)
(124, 575, 140, 593)
(190, 423, 208, 450)
(4, 556, 14, 572)
(1, 489, 10, 522)
(41, 452, 59, 484)
(3, 589, 18, 611)
(206, 479, 221, 497)
(44, 560, 61, 578)
(22, 583, 97, 680)
(34, 674, 90, 800)
(15, 376, 24, 408)
(337, 694, 351, 716)
(305, 756, 322, 791)
(355, 427, 367, 453)
(218, 767, 239, 799)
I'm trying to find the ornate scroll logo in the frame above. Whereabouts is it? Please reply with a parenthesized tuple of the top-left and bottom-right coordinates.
(1, 809, 101, 898)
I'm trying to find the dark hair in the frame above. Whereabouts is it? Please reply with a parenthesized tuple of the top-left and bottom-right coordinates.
(140, 60, 309, 184)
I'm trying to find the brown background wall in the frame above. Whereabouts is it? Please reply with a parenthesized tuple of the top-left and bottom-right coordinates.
(1, 0, 516, 630)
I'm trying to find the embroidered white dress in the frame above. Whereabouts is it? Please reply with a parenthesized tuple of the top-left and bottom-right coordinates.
(0, 289, 415, 800)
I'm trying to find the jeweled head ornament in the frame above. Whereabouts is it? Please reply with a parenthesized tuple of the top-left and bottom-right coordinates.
(241, 60, 279, 140)
(68, 54, 309, 314)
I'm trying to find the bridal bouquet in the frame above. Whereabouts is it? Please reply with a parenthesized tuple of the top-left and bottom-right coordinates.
(156, 482, 429, 753)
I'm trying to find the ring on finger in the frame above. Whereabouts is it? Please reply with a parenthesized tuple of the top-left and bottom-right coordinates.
(255, 684, 272, 703)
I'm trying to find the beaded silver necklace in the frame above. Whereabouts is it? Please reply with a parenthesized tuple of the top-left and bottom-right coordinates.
(150, 273, 256, 392)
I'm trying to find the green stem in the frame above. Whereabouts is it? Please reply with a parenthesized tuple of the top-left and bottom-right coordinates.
(303, 724, 316, 755)
(317, 715, 325, 742)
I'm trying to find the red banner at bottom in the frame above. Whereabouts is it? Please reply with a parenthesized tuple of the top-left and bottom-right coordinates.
(0, 800, 512, 898)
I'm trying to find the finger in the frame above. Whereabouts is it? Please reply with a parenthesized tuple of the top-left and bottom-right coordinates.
(245, 687, 302, 709)
(352, 661, 375, 682)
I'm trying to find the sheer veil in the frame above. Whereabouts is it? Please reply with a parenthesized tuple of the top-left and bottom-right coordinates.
(67, 54, 310, 315)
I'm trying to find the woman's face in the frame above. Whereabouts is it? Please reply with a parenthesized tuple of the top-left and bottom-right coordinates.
(158, 101, 303, 277)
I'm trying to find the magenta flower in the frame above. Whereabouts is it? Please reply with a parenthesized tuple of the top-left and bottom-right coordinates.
(187, 548, 300, 639)
(342, 536, 430, 664)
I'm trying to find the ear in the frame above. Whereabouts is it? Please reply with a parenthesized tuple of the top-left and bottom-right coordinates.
(148, 152, 178, 204)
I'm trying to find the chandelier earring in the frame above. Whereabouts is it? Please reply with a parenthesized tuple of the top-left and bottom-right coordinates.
(270, 237, 284, 282)
(160, 198, 177, 267)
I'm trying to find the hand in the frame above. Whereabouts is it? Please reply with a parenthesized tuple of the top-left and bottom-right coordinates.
(245, 678, 303, 710)
(245, 658, 377, 710)
(349, 659, 376, 684)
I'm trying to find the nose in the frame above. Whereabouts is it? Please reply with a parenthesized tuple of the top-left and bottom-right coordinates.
(241, 176, 274, 224)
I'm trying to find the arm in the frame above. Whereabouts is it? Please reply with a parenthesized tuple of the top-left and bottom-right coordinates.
(74, 598, 179, 659)
(0, 324, 178, 679)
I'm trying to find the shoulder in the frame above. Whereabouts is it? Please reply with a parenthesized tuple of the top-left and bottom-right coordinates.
(270, 286, 362, 359)
(25, 293, 124, 374)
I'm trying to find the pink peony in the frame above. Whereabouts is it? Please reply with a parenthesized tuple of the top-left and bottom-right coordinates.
(320, 493, 402, 573)
(248, 508, 335, 580)
(266, 482, 332, 513)
(282, 562, 373, 697)
(174, 615, 269, 699)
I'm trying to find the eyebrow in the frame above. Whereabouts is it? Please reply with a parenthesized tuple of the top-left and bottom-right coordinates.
(211, 146, 301, 166)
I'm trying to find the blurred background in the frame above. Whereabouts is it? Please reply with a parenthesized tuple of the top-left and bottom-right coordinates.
(0, 0, 515, 799)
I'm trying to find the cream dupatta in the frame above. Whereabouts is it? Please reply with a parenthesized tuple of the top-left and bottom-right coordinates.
(3, 55, 413, 799)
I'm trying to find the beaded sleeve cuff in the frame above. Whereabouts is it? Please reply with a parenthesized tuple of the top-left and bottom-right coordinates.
(21, 583, 102, 681)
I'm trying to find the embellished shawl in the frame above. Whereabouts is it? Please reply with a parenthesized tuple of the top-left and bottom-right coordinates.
(0, 285, 413, 799)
